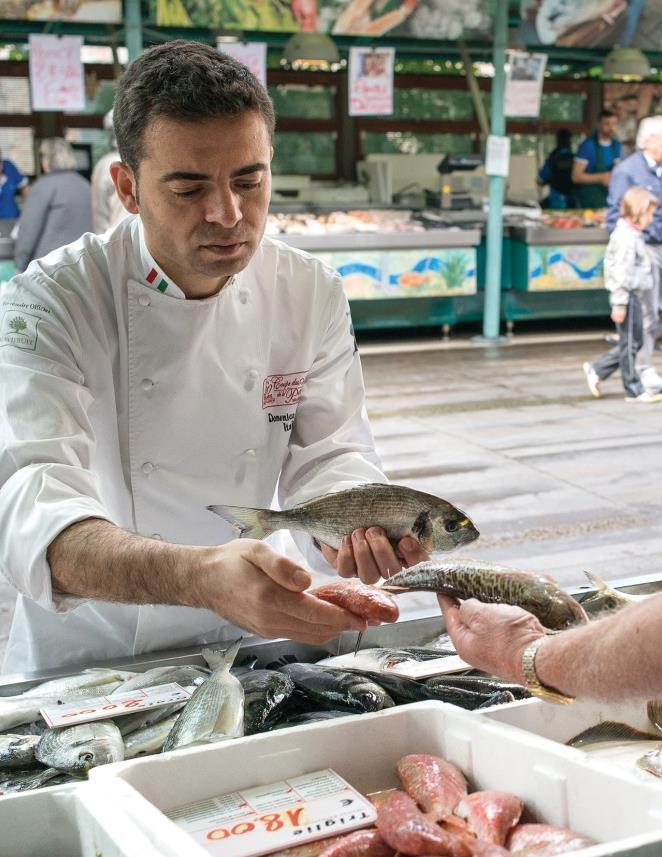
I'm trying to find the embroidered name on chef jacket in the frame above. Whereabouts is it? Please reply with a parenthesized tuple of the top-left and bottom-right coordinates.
(263, 370, 309, 432)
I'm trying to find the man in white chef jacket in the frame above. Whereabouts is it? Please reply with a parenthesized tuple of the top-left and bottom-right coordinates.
(0, 41, 426, 674)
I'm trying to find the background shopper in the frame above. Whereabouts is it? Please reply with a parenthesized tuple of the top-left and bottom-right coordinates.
(572, 109, 621, 209)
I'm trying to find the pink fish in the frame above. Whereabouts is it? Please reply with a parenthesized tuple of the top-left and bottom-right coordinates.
(317, 829, 394, 857)
(455, 791, 523, 846)
(507, 823, 595, 855)
(376, 790, 473, 857)
(397, 754, 468, 821)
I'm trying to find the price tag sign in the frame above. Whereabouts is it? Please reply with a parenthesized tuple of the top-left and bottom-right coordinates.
(28, 34, 85, 112)
(40, 682, 193, 728)
(385, 655, 471, 679)
(167, 769, 377, 857)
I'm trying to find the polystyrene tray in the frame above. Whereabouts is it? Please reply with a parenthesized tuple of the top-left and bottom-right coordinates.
(91, 701, 662, 856)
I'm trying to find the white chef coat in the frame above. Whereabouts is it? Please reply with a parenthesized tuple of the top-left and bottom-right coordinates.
(0, 215, 385, 674)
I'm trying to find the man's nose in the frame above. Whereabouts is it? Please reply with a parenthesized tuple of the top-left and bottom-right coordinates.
(205, 188, 242, 228)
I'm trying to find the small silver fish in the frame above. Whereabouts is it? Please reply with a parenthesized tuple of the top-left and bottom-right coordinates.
(208, 483, 478, 553)
(0, 734, 40, 770)
(580, 571, 647, 615)
(567, 721, 661, 750)
(20, 669, 135, 699)
(637, 747, 662, 778)
(111, 665, 209, 695)
(162, 640, 244, 752)
(318, 648, 434, 672)
(0, 766, 64, 794)
(124, 715, 180, 759)
(383, 560, 588, 631)
(36, 720, 124, 776)
(0, 681, 123, 732)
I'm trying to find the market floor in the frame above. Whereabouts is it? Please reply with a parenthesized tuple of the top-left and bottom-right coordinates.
(1, 331, 661, 665)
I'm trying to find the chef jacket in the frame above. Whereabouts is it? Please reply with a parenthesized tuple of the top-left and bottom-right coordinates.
(0, 215, 384, 674)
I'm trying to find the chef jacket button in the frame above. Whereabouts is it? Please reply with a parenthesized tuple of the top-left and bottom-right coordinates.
(244, 369, 258, 391)
(141, 461, 155, 475)
(141, 378, 154, 391)
(151, 533, 163, 541)
(238, 290, 249, 305)
(138, 295, 151, 307)
(245, 448, 256, 457)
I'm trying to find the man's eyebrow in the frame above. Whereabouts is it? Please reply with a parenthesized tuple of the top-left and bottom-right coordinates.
(160, 163, 268, 183)
(231, 162, 268, 178)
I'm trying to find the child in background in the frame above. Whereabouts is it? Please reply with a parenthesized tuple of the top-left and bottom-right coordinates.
(583, 186, 662, 403)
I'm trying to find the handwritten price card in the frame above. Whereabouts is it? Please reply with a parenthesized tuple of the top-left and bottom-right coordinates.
(40, 682, 192, 728)
(29, 34, 85, 112)
(167, 769, 377, 857)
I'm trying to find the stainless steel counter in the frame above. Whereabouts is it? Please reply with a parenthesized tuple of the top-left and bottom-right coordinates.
(511, 225, 609, 246)
(273, 229, 481, 252)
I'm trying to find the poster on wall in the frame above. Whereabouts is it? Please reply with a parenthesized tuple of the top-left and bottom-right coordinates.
(604, 82, 662, 155)
(218, 41, 267, 86)
(520, 0, 662, 50)
(29, 34, 85, 113)
(504, 50, 547, 117)
(348, 47, 394, 117)
(151, 0, 496, 40)
(0, 0, 120, 21)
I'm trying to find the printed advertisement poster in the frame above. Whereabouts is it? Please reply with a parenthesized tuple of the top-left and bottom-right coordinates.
(520, 0, 662, 50)
(318, 248, 477, 300)
(528, 244, 605, 291)
(151, 0, 495, 39)
(504, 51, 547, 118)
(348, 47, 395, 117)
(29, 34, 85, 113)
(0, 0, 120, 21)
(218, 41, 267, 86)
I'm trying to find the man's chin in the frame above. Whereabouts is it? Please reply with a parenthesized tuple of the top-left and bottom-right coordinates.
(195, 244, 253, 277)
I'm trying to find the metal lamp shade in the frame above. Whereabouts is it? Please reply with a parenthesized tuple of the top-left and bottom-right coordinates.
(282, 32, 340, 70)
(603, 47, 651, 80)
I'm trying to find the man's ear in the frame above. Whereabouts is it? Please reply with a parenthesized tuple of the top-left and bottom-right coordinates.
(110, 161, 139, 214)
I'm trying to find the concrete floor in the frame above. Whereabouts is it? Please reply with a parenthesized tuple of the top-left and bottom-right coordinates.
(2, 330, 661, 664)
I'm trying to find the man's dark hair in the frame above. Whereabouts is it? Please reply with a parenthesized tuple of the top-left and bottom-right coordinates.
(599, 108, 617, 120)
(113, 40, 275, 175)
(556, 128, 572, 149)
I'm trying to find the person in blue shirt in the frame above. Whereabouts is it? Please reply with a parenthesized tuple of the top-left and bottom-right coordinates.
(0, 152, 28, 219)
(572, 110, 621, 209)
(538, 129, 575, 209)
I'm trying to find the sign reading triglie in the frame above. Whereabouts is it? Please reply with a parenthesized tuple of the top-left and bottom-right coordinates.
(348, 46, 395, 117)
(0, 310, 40, 351)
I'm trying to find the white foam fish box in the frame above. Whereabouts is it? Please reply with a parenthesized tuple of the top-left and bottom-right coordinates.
(0, 781, 192, 857)
(481, 696, 662, 787)
(91, 701, 662, 856)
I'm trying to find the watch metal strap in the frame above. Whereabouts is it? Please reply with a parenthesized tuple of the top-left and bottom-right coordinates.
(521, 637, 574, 705)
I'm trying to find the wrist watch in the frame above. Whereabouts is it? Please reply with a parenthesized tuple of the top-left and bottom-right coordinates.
(521, 637, 574, 705)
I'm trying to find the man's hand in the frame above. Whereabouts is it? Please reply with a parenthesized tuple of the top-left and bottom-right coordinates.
(319, 528, 429, 584)
(611, 305, 627, 325)
(438, 595, 546, 684)
(193, 539, 367, 645)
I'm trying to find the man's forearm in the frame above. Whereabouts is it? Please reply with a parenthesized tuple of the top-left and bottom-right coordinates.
(535, 594, 662, 701)
(572, 169, 610, 185)
(48, 518, 201, 608)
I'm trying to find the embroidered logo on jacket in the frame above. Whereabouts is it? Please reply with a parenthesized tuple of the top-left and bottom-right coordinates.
(0, 310, 40, 351)
(262, 371, 307, 409)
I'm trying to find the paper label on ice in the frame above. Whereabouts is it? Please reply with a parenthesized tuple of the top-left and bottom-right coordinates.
(40, 682, 192, 728)
(385, 655, 471, 678)
(166, 768, 376, 857)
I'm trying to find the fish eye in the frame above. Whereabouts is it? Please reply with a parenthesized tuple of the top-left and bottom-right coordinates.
(79, 752, 94, 763)
(445, 520, 459, 533)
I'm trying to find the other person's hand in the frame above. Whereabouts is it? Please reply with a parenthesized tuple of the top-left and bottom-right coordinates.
(438, 595, 546, 684)
(320, 527, 429, 584)
(611, 305, 627, 325)
(194, 539, 367, 644)
(602, 172, 612, 187)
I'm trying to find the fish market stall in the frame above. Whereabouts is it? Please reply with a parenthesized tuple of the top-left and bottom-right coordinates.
(505, 213, 610, 326)
(92, 701, 662, 857)
(267, 210, 483, 333)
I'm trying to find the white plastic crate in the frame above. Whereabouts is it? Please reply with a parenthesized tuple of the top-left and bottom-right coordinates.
(481, 696, 662, 786)
(91, 701, 662, 856)
(0, 781, 195, 857)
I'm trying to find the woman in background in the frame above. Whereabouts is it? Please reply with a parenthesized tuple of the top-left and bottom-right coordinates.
(14, 138, 92, 273)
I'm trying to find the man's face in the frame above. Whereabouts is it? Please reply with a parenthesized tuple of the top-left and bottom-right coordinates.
(599, 115, 618, 139)
(117, 111, 272, 298)
(644, 134, 662, 164)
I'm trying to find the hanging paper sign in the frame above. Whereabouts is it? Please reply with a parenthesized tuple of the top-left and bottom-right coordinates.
(504, 50, 547, 118)
(28, 34, 85, 112)
(348, 46, 394, 117)
(218, 42, 267, 87)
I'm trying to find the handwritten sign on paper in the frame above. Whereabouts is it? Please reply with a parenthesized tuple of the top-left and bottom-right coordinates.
(29, 34, 85, 112)
(504, 50, 547, 118)
(218, 42, 267, 87)
(348, 47, 394, 117)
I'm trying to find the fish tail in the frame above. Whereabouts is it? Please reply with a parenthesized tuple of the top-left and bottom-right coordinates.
(583, 570, 611, 592)
(202, 638, 242, 672)
(207, 504, 280, 539)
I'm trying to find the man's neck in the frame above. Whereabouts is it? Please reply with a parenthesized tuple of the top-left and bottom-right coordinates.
(597, 135, 613, 145)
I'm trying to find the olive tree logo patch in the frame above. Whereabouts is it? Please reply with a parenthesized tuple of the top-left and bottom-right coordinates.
(1, 310, 39, 350)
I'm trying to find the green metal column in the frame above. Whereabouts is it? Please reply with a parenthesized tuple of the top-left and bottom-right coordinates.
(125, 0, 143, 62)
(482, 0, 508, 339)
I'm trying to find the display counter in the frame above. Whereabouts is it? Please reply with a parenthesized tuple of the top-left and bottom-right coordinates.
(507, 222, 609, 324)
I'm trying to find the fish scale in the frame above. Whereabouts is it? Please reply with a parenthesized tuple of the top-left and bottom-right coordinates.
(383, 560, 588, 630)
